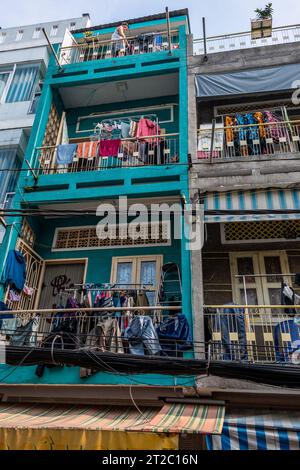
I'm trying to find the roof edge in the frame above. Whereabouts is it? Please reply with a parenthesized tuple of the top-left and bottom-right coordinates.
(74, 9, 190, 34)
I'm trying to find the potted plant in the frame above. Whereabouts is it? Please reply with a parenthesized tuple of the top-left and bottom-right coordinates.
(251, 3, 273, 39)
(255, 3, 274, 19)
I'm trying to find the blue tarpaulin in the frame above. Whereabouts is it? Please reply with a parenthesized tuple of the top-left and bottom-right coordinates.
(196, 63, 300, 97)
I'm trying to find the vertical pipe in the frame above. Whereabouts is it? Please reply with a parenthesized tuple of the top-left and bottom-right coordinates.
(202, 17, 208, 60)
(166, 7, 172, 55)
(209, 118, 216, 164)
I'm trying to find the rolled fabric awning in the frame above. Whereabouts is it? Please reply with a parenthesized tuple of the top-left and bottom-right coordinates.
(204, 188, 300, 223)
(0, 402, 225, 450)
(130, 402, 225, 435)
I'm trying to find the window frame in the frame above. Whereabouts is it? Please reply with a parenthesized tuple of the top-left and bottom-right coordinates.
(15, 30, 24, 41)
(0, 66, 15, 104)
(32, 27, 41, 39)
(4, 62, 41, 104)
(110, 255, 163, 293)
(0, 32, 6, 44)
(50, 25, 59, 37)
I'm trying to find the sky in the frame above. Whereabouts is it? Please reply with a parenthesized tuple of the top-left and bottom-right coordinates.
(0, 0, 300, 38)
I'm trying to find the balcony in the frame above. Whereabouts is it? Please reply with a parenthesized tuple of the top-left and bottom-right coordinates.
(205, 306, 300, 364)
(35, 134, 179, 176)
(1, 305, 198, 378)
(59, 31, 180, 66)
(193, 24, 300, 55)
(197, 120, 300, 162)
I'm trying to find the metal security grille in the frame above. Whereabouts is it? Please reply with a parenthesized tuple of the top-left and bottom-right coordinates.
(215, 100, 294, 117)
(53, 222, 171, 251)
(223, 220, 300, 243)
(5, 238, 44, 311)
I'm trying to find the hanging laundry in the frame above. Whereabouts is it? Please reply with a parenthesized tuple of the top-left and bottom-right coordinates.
(121, 122, 131, 139)
(3, 250, 26, 292)
(281, 282, 297, 315)
(56, 144, 77, 165)
(264, 111, 285, 140)
(23, 285, 34, 297)
(8, 289, 21, 303)
(254, 112, 266, 138)
(154, 34, 163, 50)
(137, 118, 161, 143)
(156, 314, 192, 357)
(125, 315, 161, 356)
(225, 116, 235, 143)
(98, 139, 121, 157)
(77, 141, 98, 159)
(129, 120, 138, 138)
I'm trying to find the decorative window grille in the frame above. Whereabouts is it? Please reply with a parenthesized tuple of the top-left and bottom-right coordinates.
(222, 220, 300, 243)
(42, 104, 60, 147)
(21, 219, 36, 248)
(53, 222, 171, 251)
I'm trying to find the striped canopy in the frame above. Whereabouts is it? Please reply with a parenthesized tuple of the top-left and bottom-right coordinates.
(206, 409, 300, 450)
(0, 402, 225, 450)
(204, 189, 300, 223)
(131, 402, 225, 434)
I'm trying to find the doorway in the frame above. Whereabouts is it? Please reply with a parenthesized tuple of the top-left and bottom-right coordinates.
(38, 260, 87, 309)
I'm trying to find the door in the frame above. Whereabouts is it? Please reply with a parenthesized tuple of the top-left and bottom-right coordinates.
(230, 251, 291, 361)
(230, 251, 291, 307)
(110, 255, 163, 306)
(38, 261, 86, 309)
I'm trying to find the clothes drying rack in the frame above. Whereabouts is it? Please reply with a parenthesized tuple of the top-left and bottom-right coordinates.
(92, 114, 159, 136)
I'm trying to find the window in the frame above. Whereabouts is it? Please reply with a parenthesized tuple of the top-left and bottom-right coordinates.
(0, 33, 6, 44)
(69, 22, 76, 31)
(33, 27, 41, 39)
(0, 71, 10, 101)
(111, 255, 163, 305)
(16, 30, 24, 41)
(6, 64, 39, 103)
(0, 148, 20, 205)
(50, 25, 58, 37)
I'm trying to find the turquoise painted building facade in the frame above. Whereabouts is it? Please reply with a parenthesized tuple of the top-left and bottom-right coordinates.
(0, 9, 193, 386)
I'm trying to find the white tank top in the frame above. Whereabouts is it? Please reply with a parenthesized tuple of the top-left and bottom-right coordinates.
(111, 27, 122, 40)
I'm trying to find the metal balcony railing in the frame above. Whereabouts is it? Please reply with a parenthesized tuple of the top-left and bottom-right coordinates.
(59, 31, 180, 65)
(35, 134, 179, 175)
(197, 120, 300, 161)
(193, 24, 300, 55)
(0, 306, 193, 360)
(205, 305, 300, 364)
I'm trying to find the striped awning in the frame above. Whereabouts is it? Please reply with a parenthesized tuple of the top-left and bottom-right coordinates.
(131, 402, 225, 435)
(204, 189, 300, 223)
(206, 409, 300, 450)
(0, 402, 225, 450)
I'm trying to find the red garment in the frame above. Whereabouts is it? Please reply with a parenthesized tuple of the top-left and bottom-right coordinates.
(98, 139, 121, 157)
(137, 118, 161, 143)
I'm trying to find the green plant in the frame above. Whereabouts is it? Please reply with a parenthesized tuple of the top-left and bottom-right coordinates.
(255, 3, 274, 19)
